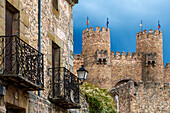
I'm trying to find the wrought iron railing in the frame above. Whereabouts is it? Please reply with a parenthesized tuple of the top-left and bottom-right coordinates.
(49, 67, 79, 104)
(0, 35, 44, 88)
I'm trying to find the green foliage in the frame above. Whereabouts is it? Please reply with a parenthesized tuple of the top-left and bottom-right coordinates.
(80, 82, 116, 113)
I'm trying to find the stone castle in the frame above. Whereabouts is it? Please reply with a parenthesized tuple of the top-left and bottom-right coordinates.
(73, 26, 170, 112)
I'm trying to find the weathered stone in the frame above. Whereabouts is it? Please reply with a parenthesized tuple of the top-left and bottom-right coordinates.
(1, 0, 85, 113)
(73, 27, 170, 113)
(112, 81, 170, 113)
(20, 32, 29, 44)
(20, 10, 29, 27)
(20, 22, 25, 34)
(0, 6, 5, 19)
(0, 26, 5, 36)
(0, 0, 5, 8)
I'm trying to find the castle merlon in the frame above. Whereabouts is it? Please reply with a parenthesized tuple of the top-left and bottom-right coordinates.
(82, 26, 110, 34)
(136, 29, 162, 38)
(74, 54, 84, 60)
(110, 51, 142, 60)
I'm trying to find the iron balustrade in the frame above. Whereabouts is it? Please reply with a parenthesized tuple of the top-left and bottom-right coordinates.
(49, 67, 80, 105)
(0, 35, 44, 89)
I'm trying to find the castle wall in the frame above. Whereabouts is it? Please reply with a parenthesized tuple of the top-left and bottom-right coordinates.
(72, 25, 169, 112)
(136, 30, 164, 83)
(73, 54, 84, 76)
(82, 26, 111, 65)
(81, 26, 112, 89)
(111, 51, 142, 87)
(112, 81, 170, 113)
(164, 63, 170, 82)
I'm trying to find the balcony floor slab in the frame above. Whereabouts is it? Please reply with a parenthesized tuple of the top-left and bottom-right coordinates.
(0, 74, 44, 91)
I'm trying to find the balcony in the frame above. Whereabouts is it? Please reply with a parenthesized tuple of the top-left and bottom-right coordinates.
(0, 36, 44, 91)
(48, 67, 80, 109)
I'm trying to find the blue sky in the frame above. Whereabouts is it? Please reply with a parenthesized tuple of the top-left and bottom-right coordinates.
(73, 0, 170, 64)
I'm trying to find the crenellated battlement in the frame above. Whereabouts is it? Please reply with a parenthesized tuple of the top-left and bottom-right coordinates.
(111, 81, 170, 112)
(82, 26, 111, 57)
(111, 80, 169, 96)
(110, 51, 142, 60)
(83, 26, 109, 34)
(82, 26, 110, 45)
(74, 54, 84, 61)
(136, 29, 162, 39)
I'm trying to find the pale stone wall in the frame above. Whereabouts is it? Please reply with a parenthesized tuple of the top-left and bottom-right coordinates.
(133, 82, 169, 113)
(111, 51, 142, 87)
(0, 0, 5, 36)
(136, 30, 164, 83)
(4, 85, 29, 112)
(68, 93, 90, 113)
(0, 0, 80, 113)
(81, 27, 112, 89)
(28, 92, 67, 113)
(73, 54, 84, 76)
(164, 63, 170, 83)
(112, 81, 170, 113)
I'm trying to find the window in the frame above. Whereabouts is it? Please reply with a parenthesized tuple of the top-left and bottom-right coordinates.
(52, 42, 60, 68)
(53, 0, 58, 11)
(6, 1, 20, 36)
(5, 1, 19, 72)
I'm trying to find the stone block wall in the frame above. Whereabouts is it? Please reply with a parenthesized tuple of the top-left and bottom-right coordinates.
(68, 93, 90, 113)
(81, 26, 112, 89)
(111, 51, 142, 87)
(136, 29, 164, 83)
(0, 0, 85, 113)
(111, 81, 170, 113)
(73, 54, 84, 76)
(28, 92, 68, 113)
(164, 63, 170, 83)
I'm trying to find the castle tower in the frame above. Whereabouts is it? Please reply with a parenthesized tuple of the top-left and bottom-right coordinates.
(81, 26, 112, 89)
(136, 29, 163, 83)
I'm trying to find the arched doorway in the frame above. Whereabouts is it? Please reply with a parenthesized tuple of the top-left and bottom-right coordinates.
(115, 79, 138, 87)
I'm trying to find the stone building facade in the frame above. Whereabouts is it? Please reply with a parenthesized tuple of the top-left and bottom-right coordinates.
(73, 26, 170, 112)
(0, 0, 89, 113)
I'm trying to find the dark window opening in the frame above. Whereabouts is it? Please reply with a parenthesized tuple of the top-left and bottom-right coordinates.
(152, 61, 155, 64)
(52, 42, 60, 98)
(6, 1, 20, 36)
(5, 2, 19, 73)
(103, 58, 107, 64)
(99, 58, 102, 63)
(53, 0, 59, 11)
(52, 42, 60, 68)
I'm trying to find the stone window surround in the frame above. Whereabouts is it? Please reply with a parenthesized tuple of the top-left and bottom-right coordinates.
(52, 0, 59, 18)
